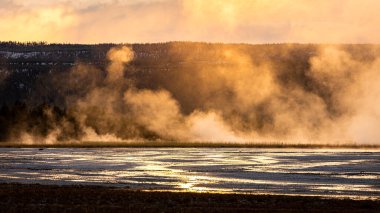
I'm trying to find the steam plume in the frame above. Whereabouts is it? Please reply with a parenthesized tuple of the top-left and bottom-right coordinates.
(2, 43, 380, 145)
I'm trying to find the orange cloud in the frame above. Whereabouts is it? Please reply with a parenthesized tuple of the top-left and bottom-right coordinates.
(0, 3, 77, 42)
(1, 0, 380, 43)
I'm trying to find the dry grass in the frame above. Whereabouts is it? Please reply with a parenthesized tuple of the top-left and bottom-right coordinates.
(0, 140, 379, 149)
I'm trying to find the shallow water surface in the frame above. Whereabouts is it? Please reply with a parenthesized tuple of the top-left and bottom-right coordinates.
(0, 148, 379, 199)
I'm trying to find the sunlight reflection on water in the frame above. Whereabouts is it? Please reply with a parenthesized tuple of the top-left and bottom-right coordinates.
(0, 148, 379, 199)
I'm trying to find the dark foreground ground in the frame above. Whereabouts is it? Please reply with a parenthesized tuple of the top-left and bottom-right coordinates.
(0, 184, 379, 213)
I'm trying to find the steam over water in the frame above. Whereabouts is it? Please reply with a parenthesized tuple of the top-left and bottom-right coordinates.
(2, 43, 380, 145)
(0, 148, 379, 199)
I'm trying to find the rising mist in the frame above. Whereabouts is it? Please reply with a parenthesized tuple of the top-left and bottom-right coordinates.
(1, 43, 380, 145)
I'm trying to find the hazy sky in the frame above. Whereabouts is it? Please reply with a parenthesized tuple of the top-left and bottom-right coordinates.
(1, 0, 379, 43)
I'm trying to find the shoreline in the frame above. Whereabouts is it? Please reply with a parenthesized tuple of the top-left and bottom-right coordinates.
(1, 183, 379, 212)
(0, 141, 379, 149)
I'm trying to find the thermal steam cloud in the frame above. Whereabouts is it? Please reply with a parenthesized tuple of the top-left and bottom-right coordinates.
(67, 45, 244, 143)
(75, 45, 380, 144)
(6, 44, 380, 145)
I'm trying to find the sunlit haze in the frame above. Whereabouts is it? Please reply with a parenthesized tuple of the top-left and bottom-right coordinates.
(1, 0, 380, 43)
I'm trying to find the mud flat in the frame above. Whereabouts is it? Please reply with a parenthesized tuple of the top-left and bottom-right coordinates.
(0, 148, 379, 199)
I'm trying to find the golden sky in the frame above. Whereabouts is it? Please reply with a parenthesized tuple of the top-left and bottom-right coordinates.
(0, 0, 379, 43)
